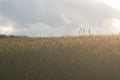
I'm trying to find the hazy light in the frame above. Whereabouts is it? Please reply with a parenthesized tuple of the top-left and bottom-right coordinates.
(99, 0, 120, 10)
(0, 25, 15, 34)
(112, 19, 120, 28)
(111, 18, 120, 34)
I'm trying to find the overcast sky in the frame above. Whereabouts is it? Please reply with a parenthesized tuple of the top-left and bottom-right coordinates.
(0, 0, 120, 37)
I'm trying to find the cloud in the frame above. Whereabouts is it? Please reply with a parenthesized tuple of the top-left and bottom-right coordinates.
(13, 23, 73, 37)
(0, 24, 15, 34)
(0, 0, 120, 36)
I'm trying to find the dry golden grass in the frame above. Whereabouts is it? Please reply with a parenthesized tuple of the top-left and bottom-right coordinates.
(1, 35, 120, 80)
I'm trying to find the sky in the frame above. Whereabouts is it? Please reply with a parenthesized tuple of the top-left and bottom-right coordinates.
(0, 0, 120, 37)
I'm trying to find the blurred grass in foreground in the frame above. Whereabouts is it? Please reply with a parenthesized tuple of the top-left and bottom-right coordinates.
(1, 35, 120, 80)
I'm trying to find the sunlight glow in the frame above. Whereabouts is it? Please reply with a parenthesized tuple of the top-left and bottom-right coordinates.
(112, 19, 120, 28)
(0, 25, 15, 34)
(111, 18, 120, 34)
(99, 0, 120, 10)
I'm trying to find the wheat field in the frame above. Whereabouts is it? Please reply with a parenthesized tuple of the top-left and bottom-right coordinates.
(1, 35, 120, 80)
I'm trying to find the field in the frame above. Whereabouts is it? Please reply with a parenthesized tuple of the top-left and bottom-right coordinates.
(1, 35, 120, 80)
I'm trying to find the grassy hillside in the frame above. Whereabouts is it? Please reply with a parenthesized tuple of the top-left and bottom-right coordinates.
(1, 35, 120, 80)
